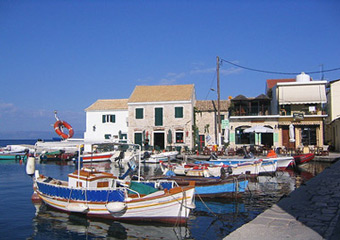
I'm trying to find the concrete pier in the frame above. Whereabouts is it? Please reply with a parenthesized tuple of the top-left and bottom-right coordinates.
(225, 153, 340, 240)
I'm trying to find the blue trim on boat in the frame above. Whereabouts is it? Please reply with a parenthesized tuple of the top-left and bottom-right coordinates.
(194, 180, 248, 195)
(37, 182, 125, 202)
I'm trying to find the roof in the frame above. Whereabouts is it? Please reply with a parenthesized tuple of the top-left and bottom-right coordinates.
(85, 99, 128, 111)
(255, 94, 271, 100)
(195, 100, 230, 111)
(266, 79, 295, 90)
(128, 84, 194, 103)
(232, 95, 248, 101)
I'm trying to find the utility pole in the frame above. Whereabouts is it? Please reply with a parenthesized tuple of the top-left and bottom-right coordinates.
(216, 56, 221, 146)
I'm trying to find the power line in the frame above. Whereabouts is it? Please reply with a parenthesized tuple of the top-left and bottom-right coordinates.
(220, 58, 340, 75)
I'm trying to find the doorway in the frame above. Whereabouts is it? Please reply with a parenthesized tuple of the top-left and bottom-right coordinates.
(154, 132, 165, 150)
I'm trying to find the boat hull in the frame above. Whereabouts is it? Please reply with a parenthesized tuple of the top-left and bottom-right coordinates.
(35, 179, 194, 224)
(153, 176, 249, 198)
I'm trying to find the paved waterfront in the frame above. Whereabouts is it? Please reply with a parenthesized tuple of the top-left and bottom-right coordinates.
(225, 153, 340, 240)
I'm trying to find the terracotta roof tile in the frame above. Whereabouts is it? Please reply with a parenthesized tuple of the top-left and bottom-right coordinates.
(266, 79, 295, 89)
(85, 99, 128, 111)
(128, 84, 194, 103)
(195, 100, 230, 111)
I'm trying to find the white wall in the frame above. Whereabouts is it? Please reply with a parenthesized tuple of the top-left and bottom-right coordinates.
(84, 109, 128, 142)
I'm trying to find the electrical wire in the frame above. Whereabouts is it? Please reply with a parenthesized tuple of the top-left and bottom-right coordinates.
(220, 58, 340, 75)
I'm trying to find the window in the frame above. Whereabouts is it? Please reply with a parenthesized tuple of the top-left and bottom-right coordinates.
(176, 132, 184, 143)
(235, 127, 250, 145)
(102, 114, 115, 123)
(104, 134, 111, 139)
(134, 132, 143, 147)
(175, 107, 183, 118)
(301, 127, 317, 146)
(136, 108, 144, 119)
(155, 108, 163, 126)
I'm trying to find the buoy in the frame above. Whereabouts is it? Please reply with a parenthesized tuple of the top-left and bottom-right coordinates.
(54, 120, 74, 139)
(106, 202, 127, 213)
(66, 203, 89, 213)
(26, 157, 36, 176)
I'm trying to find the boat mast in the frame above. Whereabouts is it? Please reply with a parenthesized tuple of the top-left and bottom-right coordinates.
(216, 56, 221, 146)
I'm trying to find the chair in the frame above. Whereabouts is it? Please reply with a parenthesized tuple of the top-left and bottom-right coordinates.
(308, 145, 315, 154)
(227, 147, 236, 156)
(296, 145, 303, 155)
(321, 145, 329, 156)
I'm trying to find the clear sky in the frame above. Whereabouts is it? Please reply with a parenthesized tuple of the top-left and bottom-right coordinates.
(1, 0, 340, 139)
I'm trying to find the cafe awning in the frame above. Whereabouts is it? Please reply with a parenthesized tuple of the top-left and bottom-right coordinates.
(278, 84, 327, 105)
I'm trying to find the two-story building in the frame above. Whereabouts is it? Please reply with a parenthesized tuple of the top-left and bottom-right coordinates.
(127, 84, 196, 151)
(195, 100, 230, 150)
(271, 73, 327, 152)
(84, 99, 129, 146)
(228, 93, 278, 149)
(227, 73, 327, 153)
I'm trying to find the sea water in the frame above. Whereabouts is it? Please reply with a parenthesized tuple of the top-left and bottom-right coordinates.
(0, 139, 332, 240)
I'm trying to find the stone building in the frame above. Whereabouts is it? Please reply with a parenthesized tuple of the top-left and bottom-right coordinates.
(127, 84, 196, 151)
(195, 100, 230, 150)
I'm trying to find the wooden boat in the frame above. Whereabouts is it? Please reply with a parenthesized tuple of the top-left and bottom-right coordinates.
(202, 155, 293, 171)
(193, 159, 263, 176)
(160, 161, 224, 178)
(39, 150, 75, 161)
(152, 175, 249, 198)
(293, 153, 315, 165)
(81, 150, 117, 162)
(31, 168, 194, 224)
(141, 151, 178, 164)
(0, 145, 29, 161)
(27, 143, 195, 225)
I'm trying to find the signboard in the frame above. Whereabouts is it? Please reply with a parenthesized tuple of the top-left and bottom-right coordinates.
(293, 112, 304, 121)
(221, 119, 229, 129)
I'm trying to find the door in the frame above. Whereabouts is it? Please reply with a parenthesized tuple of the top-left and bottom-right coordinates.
(282, 126, 295, 149)
(134, 133, 143, 148)
(199, 135, 205, 151)
(154, 132, 165, 150)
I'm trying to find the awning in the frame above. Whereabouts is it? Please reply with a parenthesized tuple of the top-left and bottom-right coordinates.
(244, 125, 274, 133)
(278, 84, 327, 105)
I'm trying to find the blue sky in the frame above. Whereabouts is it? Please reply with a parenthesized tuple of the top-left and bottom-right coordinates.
(1, 0, 340, 139)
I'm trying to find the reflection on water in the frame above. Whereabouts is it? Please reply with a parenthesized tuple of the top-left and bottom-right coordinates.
(32, 204, 190, 240)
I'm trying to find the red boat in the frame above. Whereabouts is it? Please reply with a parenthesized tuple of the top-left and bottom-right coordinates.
(293, 153, 315, 165)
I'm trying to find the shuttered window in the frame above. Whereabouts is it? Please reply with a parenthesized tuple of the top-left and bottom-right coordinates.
(136, 108, 144, 119)
(155, 108, 163, 126)
(134, 133, 143, 147)
(175, 107, 183, 118)
(102, 115, 115, 123)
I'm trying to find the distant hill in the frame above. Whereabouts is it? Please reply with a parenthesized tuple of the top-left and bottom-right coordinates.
(0, 131, 84, 140)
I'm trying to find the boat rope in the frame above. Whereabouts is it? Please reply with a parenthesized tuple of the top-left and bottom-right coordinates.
(173, 187, 186, 229)
(196, 193, 219, 220)
(68, 187, 73, 203)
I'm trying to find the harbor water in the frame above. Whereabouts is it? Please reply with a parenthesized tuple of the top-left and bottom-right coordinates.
(0, 140, 332, 240)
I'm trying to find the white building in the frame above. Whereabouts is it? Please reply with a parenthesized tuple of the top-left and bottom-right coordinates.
(325, 79, 340, 151)
(84, 99, 129, 145)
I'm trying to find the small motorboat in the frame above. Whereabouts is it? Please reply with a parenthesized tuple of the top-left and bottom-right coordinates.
(293, 153, 315, 165)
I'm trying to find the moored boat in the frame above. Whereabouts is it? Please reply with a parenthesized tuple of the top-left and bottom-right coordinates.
(293, 153, 315, 165)
(27, 143, 195, 225)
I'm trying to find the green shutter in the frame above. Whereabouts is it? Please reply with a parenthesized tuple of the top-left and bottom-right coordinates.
(155, 108, 163, 126)
(134, 133, 143, 147)
(102, 115, 106, 123)
(136, 108, 143, 119)
(175, 107, 183, 118)
(110, 115, 115, 123)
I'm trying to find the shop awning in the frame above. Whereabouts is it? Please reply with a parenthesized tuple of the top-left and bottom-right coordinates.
(278, 84, 327, 105)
